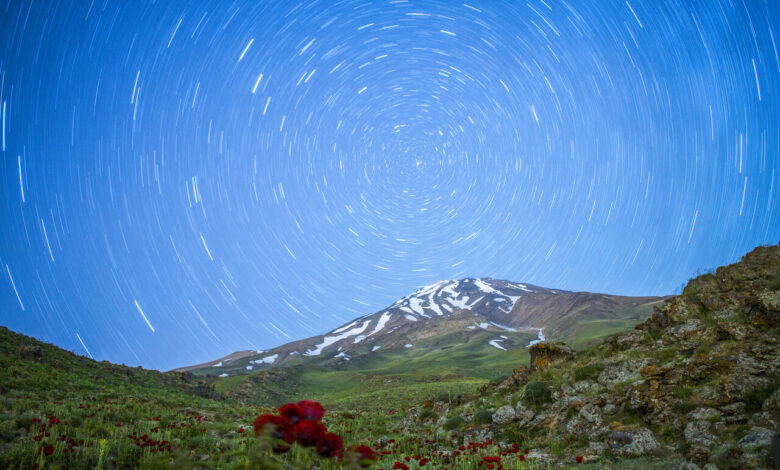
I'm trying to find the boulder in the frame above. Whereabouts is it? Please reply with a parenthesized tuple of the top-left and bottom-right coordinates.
(492, 405, 515, 425)
(683, 420, 717, 448)
(608, 427, 661, 457)
(598, 359, 650, 386)
(737, 426, 773, 450)
(529, 342, 575, 372)
(19, 345, 42, 362)
(514, 404, 535, 427)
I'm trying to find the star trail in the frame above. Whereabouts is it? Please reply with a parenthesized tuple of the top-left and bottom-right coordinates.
(0, 0, 778, 371)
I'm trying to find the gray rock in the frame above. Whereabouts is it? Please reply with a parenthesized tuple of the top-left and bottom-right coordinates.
(603, 403, 618, 415)
(737, 426, 773, 450)
(515, 403, 535, 427)
(675, 462, 700, 470)
(598, 359, 651, 386)
(687, 407, 721, 422)
(608, 427, 661, 457)
(492, 405, 516, 425)
(748, 411, 775, 428)
(579, 403, 602, 425)
(684, 420, 717, 448)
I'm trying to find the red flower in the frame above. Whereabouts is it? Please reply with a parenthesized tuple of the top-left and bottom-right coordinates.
(298, 400, 325, 421)
(351, 445, 378, 467)
(518, 455, 525, 461)
(39, 444, 55, 456)
(315, 432, 343, 457)
(393, 462, 410, 470)
(576, 456, 584, 463)
(293, 420, 326, 447)
(253, 414, 294, 452)
(279, 403, 304, 423)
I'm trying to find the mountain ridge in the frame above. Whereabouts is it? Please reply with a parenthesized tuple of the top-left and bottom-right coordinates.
(177, 277, 667, 376)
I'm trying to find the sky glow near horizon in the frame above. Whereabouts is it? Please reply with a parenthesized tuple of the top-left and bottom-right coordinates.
(0, 0, 778, 371)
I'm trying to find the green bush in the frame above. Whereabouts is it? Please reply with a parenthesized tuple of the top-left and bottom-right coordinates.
(444, 416, 464, 430)
(472, 410, 493, 425)
(573, 363, 604, 381)
(522, 381, 551, 405)
(418, 408, 436, 420)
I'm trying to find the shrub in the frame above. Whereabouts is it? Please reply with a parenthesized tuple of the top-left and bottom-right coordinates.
(444, 416, 464, 430)
(473, 410, 493, 425)
(418, 409, 436, 421)
(573, 363, 604, 381)
(522, 381, 551, 405)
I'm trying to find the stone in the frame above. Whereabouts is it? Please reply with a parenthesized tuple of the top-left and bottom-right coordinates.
(529, 342, 575, 372)
(607, 427, 661, 457)
(737, 426, 773, 450)
(603, 403, 618, 415)
(19, 345, 42, 362)
(492, 405, 515, 425)
(748, 411, 775, 428)
(685, 443, 711, 467)
(687, 407, 721, 422)
(684, 420, 717, 448)
(675, 462, 701, 470)
(514, 404, 535, 427)
(598, 359, 651, 386)
(579, 403, 602, 426)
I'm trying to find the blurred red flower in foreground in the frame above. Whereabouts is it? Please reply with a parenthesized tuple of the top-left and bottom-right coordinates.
(279, 403, 304, 423)
(315, 432, 343, 457)
(351, 444, 378, 467)
(293, 420, 326, 447)
(298, 400, 325, 421)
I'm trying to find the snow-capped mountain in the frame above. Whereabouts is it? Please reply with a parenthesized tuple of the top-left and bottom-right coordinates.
(176, 278, 665, 376)
(300, 278, 556, 358)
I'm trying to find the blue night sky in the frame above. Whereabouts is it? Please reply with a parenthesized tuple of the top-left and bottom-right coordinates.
(0, 0, 777, 371)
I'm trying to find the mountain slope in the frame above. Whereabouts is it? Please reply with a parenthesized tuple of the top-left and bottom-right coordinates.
(180, 278, 667, 390)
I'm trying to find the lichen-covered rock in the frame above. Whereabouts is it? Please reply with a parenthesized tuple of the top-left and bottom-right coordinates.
(738, 427, 773, 450)
(608, 427, 661, 457)
(492, 405, 515, 425)
(529, 342, 575, 372)
(684, 420, 717, 448)
(598, 359, 651, 385)
(686, 443, 711, 467)
(579, 403, 602, 426)
(514, 403, 535, 427)
(687, 407, 721, 422)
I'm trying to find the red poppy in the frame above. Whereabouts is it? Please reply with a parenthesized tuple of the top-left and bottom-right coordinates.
(315, 432, 343, 457)
(576, 456, 584, 463)
(39, 444, 55, 456)
(253, 414, 294, 452)
(279, 403, 304, 423)
(351, 444, 378, 467)
(298, 400, 325, 421)
(293, 420, 326, 447)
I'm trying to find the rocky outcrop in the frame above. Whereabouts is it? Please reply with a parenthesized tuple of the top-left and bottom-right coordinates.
(529, 342, 575, 372)
(412, 243, 780, 469)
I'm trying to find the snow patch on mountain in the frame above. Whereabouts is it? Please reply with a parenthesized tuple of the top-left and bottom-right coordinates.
(305, 321, 370, 356)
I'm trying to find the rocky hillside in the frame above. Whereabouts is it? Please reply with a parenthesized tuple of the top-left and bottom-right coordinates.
(400, 243, 779, 469)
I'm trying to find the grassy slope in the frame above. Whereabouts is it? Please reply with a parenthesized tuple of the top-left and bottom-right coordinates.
(214, 329, 536, 410)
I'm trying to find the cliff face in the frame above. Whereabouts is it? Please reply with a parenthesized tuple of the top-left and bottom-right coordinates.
(408, 244, 780, 469)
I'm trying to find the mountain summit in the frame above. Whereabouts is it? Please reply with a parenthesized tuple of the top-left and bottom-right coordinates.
(178, 278, 665, 376)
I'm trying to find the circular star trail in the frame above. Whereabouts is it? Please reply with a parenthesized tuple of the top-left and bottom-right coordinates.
(0, 0, 778, 370)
